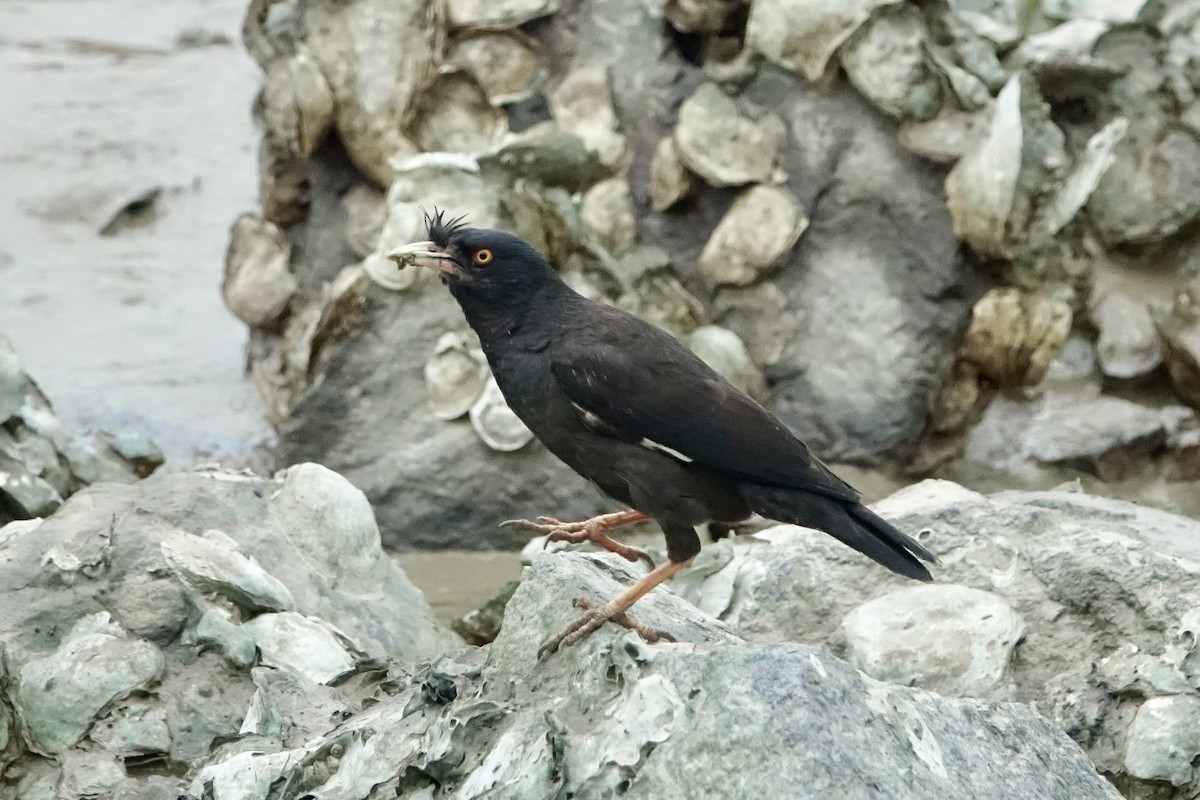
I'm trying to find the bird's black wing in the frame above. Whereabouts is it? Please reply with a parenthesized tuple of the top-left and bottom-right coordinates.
(550, 320, 858, 502)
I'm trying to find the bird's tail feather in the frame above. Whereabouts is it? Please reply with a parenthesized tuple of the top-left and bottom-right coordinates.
(738, 483, 936, 582)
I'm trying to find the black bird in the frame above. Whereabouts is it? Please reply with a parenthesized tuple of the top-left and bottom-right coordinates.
(390, 211, 936, 658)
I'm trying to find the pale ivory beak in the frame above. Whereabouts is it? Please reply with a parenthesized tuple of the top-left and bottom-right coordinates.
(387, 241, 458, 275)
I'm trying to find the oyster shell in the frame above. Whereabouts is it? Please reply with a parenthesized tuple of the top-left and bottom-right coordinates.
(960, 287, 1073, 388)
(700, 185, 807, 287)
(549, 65, 627, 168)
(223, 214, 298, 327)
(839, 4, 941, 120)
(408, 69, 508, 154)
(425, 332, 488, 421)
(445, 0, 560, 30)
(650, 137, 696, 211)
(447, 31, 542, 105)
(746, 0, 903, 82)
(673, 83, 783, 187)
(260, 50, 335, 159)
(469, 378, 534, 452)
(580, 177, 636, 256)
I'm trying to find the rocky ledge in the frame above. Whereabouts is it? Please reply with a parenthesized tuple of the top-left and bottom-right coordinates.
(8, 469, 1195, 798)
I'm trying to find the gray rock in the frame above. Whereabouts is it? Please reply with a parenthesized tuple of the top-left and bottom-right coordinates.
(187, 552, 1122, 800)
(671, 479, 1200, 795)
(0, 464, 457, 796)
(842, 584, 1026, 699)
(1124, 695, 1200, 786)
(580, 177, 636, 256)
(1086, 121, 1200, 246)
(447, 31, 542, 106)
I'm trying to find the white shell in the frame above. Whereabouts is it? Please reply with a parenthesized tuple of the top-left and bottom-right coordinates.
(469, 377, 534, 452)
(425, 332, 488, 421)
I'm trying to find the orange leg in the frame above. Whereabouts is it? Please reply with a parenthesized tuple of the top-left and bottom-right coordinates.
(538, 558, 692, 660)
(501, 510, 654, 568)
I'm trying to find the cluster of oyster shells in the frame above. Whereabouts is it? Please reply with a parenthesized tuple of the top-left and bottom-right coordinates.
(229, 0, 1200, 475)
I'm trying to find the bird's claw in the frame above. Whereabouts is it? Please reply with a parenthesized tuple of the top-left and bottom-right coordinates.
(499, 516, 656, 570)
(537, 596, 676, 660)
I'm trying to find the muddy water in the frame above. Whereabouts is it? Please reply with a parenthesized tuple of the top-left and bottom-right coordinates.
(0, 0, 269, 463)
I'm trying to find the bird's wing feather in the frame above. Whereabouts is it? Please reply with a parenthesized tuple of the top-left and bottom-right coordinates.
(550, 325, 858, 501)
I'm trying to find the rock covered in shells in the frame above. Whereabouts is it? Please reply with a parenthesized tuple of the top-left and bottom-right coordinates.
(424, 331, 488, 421)
(674, 83, 784, 187)
(699, 184, 807, 287)
(0, 466, 456, 796)
(223, 213, 297, 327)
(447, 31, 542, 106)
(16, 614, 165, 755)
(0, 336, 160, 524)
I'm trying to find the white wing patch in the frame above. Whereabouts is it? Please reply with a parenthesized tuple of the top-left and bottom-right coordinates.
(639, 438, 693, 463)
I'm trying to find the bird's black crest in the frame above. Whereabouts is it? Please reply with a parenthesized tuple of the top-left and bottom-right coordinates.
(425, 207, 469, 248)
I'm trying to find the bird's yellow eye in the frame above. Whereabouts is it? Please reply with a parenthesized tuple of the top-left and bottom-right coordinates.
(473, 248, 493, 266)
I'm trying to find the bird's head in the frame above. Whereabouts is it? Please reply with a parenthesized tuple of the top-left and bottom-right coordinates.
(387, 209, 560, 306)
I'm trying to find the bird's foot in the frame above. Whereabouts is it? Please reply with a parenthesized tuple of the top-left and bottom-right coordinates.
(500, 511, 654, 569)
(537, 596, 676, 660)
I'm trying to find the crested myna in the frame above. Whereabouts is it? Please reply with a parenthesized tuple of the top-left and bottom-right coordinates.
(390, 211, 936, 659)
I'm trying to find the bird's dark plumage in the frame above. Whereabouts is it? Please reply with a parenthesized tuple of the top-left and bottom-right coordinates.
(392, 210, 935, 651)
